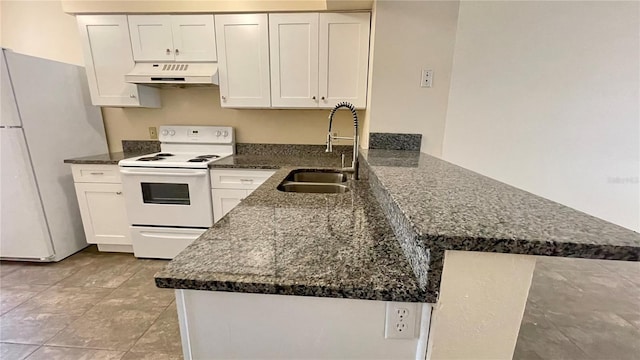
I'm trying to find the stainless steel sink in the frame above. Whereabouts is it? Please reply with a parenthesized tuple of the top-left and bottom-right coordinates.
(277, 169, 350, 193)
(278, 183, 349, 193)
(284, 169, 347, 183)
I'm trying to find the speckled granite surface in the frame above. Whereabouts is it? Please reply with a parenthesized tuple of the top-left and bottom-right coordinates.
(155, 148, 639, 303)
(122, 140, 160, 154)
(362, 149, 640, 297)
(210, 153, 349, 170)
(64, 140, 160, 165)
(369, 133, 422, 151)
(64, 151, 134, 165)
(237, 143, 352, 156)
(155, 163, 428, 302)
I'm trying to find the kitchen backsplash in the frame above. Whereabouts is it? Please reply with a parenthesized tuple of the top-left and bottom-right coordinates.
(369, 133, 422, 151)
(122, 140, 160, 154)
(236, 143, 353, 157)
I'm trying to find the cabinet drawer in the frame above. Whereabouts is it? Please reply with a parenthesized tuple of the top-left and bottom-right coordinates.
(72, 164, 121, 183)
(210, 169, 275, 190)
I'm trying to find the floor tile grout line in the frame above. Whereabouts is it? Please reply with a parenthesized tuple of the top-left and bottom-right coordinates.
(0, 283, 54, 317)
(42, 260, 172, 353)
(128, 302, 176, 353)
(20, 344, 42, 360)
(24, 342, 131, 353)
(41, 283, 122, 348)
(543, 318, 596, 360)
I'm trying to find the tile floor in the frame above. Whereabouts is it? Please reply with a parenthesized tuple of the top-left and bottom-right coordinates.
(0, 247, 180, 360)
(0, 246, 638, 360)
(514, 256, 640, 360)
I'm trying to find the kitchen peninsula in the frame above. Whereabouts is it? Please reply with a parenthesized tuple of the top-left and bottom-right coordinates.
(152, 146, 640, 359)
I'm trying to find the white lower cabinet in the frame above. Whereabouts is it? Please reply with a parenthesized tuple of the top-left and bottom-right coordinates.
(212, 189, 248, 222)
(210, 169, 275, 222)
(72, 164, 132, 252)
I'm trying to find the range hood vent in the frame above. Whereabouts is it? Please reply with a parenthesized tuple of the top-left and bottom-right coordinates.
(125, 63, 219, 86)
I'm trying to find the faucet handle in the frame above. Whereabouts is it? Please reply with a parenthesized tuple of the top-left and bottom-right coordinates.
(325, 132, 333, 152)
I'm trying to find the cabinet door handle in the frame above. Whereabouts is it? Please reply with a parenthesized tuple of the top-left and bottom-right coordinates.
(116, 191, 122, 195)
(90, 172, 104, 175)
(221, 96, 226, 101)
(129, 94, 136, 98)
(166, 48, 172, 55)
(321, 96, 326, 101)
(175, 49, 180, 56)
(312, 96, 316, 100)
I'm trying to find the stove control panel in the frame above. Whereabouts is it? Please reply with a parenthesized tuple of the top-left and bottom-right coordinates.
(158, 125, 234, 144)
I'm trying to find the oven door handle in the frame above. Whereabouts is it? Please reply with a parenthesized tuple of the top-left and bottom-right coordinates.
(120, 169, 207, 177)
(139, 232, 202, 240)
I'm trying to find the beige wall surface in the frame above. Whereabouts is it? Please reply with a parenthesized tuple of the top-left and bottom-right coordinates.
(366, 0, 459, 156)
(1, 0, 84, 66)
(442, 1, 640, 231)
(427, 251, 536, 359)
(103, 87, 361, 152)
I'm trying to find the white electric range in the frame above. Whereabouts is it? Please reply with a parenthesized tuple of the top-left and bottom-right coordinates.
(119, 125, 234, 259)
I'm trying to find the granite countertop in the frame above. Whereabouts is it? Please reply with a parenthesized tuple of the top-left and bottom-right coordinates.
(64, 140, 160, 165)
(155, 159, 427, 302)
(63, 151, 133, 165)
(73, 143, 638, 303)
(361, 149, 640, 297)
(156, 149, 640, 303)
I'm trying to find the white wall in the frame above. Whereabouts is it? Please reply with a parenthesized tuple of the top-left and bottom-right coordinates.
(366, 0, 459, 156)
(442, 1, 640, 231)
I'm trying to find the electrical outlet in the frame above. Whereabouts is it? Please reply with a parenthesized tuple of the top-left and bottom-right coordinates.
(385, 302, 419, 339)
(148, 126, 158, 140)
(421, 69, 433, 88)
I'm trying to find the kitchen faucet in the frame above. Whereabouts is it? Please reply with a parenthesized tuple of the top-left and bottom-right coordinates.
(326, 102, 359, 180)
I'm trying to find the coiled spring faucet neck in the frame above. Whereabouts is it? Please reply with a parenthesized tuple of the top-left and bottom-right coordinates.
(326, 102, 359, 180)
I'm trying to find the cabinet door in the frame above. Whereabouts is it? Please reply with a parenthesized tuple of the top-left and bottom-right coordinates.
(212, 189, 248, 223)
(74, 183, 130, 246)
(215, 14, 271, 108)
(171, 15, 217, 62)
(128, 15, 175, 61)
(269, 14, 319, 108)
(318, 13, 371, 109)
(77, 15, 159, 107)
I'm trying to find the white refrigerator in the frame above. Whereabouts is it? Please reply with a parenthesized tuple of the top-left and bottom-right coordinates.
(0, 49, 108, 261)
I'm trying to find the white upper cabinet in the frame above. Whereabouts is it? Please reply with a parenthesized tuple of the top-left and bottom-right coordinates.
(171, 15, 217, 61)
(269, 13, 319, 108)
(319, 13, 370, 109)
(128, 15, 217, 62)
(268, 12, 370, 109)
(215, 14, 271, 108)
(128, 15, 174, 61)
(76, 15, 160, 108)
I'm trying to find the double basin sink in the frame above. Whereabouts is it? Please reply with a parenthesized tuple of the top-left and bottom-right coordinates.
(277, 169, 349, 193)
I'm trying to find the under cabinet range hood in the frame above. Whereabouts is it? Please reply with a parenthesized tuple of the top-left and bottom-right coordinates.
(125, 63, 219, 86)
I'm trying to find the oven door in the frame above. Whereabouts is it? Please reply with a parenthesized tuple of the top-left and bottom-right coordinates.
(120, 167, 213, 228)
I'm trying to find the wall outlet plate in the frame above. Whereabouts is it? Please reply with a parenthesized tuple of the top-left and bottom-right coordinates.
(148, 126, 158, 140)
(385, 302, 420, 339)
(421, 69, 433, 88)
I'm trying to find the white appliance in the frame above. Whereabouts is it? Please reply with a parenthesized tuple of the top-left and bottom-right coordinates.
(125, 63, 219, 86)
(0, 49, 108, 261)
(119, 125, 234, 259)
